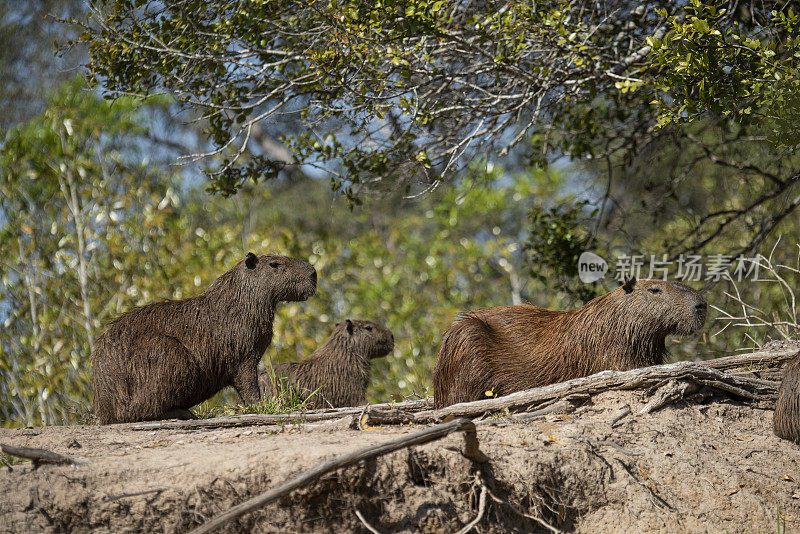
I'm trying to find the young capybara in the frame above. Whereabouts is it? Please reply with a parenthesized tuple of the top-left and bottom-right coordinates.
(433, 277, 707, 407)
(774, 351, 800, 444)
(259, 319, 394, 409)
(92, 252, 317, 423)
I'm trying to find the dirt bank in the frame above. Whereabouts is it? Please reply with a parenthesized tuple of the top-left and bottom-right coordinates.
(2, 379, 799, 533)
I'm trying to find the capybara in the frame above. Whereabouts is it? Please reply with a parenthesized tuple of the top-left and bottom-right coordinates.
(92, 252, 317, 423)
(774, 351, 800, 444)
(433, 277, 707, 407)
(259, 319, 394, 409)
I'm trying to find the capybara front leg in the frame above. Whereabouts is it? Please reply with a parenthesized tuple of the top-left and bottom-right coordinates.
(233, 362, 261, 406)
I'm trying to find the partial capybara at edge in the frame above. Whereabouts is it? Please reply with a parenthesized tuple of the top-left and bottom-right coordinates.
(774, 351, 800, 444)
(260, 319, 394, 409)
(433, 277, 707, 408)
(92, 252, 317, 424)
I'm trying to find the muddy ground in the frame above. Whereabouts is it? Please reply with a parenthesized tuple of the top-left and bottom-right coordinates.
(2, 381, 800, 533)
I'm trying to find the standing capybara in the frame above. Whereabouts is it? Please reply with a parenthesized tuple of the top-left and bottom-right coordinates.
(259, 319, 394, 409)
(92, 252, 317, 423)
(433, 277, 707, 407)
(774, 351, 800, 444)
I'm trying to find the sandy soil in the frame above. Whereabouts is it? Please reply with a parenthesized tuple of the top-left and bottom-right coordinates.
(1, 386, 799, 533)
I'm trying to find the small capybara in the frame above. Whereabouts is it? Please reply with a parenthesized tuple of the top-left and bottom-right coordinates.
(774, 351, 800, 444)
(433, 277, 707, 407)
(92, 252, 317, 423)
(259, 319, 394, 409)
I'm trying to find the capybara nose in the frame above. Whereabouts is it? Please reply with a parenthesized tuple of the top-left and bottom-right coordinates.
(311, 270, 317, 285)
(695, 302, 707, 312)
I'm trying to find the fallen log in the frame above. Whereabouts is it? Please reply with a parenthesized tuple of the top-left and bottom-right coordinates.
(364, 360, 779, 425)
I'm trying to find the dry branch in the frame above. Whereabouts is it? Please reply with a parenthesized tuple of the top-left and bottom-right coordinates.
(639, 380, 699, 414)
(365, 359, 780, 425)
(125, 398, 431, 431)
(188, 418, 487, 534)
(701, 342, 799, 374)
(0, 443, 88, 466)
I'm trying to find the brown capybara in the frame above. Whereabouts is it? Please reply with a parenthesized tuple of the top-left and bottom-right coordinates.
(433, 277, 707, 407)
(92, 252, 317, 424)
(259, 319, 394, 409)
(774, 351, 800, 444)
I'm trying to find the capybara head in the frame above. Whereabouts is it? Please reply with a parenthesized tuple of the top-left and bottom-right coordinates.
(208, 252, 317, 303)
(334, 319, 394, 359)
(616, 277, 707, 336)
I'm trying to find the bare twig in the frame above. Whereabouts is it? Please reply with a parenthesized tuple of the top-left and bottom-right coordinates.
(579, 437, 643, 457)
(0, 444, 88, 467)
(106, 489, 165, 501)
(610, 405, 632, 427)
(455, 479, 488, 534)
(616, 459, 674, 511)
(354, 508, 383, 534)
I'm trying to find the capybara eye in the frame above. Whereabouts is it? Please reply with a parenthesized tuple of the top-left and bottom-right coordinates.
(365, 326, 373, 331)
(269, 261, 281, 268)
(648, 287, 662, 294)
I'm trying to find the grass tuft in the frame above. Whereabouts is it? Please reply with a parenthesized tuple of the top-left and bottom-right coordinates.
(192, 367, 321, 419)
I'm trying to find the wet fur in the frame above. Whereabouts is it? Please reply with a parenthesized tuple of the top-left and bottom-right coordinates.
(774, 351, 800, 444)
(260, 320, 394, 409)
(433, 278, 707, 408)
(92, 252, 317, 423)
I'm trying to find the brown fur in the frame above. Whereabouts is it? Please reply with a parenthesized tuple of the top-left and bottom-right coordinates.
(433, 278, 707, 408)
(91, 252, 317, 424)
(774, 351, 800, 444)
(260, 319, 394, 409)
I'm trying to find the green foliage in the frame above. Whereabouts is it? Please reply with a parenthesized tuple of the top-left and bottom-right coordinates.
(76, 0, 672, 193)
(648, 2, 800, 146)
(0, 77, 186, 426)
(525, 200, 602, 303)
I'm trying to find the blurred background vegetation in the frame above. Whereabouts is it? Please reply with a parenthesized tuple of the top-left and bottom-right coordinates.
(2, 1, 799, 426)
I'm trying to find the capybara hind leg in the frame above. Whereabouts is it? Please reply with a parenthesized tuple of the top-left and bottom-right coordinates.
(162, 408, 197, 420)
(232, 361, 261, 405)
(121, 334, 198, 422)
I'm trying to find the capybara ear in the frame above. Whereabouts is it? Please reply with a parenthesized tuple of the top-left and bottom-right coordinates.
(245, 252, 258, 269)
(346, 319, 354, 335)
(622, 276, 637, 294)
